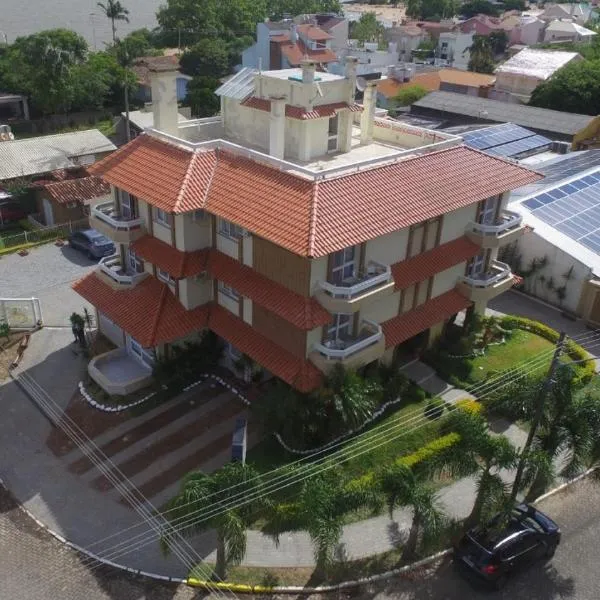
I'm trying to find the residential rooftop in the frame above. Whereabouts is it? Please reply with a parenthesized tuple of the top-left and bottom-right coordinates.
(495, 48, 582, 80)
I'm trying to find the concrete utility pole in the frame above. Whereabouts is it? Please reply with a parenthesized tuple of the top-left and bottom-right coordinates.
(510, 331, 567, 504)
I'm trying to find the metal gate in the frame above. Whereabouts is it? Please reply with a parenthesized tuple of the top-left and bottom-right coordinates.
(0, 298, 43, 329)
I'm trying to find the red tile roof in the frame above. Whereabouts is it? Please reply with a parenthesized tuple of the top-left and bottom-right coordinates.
(43, 176, 110, 205)
(391, 237, 480, 290)
(208, 250, 331, 330)
(241, 96, 362, 120)
(297, 23, 334, 40)
(280, 39, 338, 65)
(72, 273, 209, 346)
(208, 304, 322, 392)
(132, 55, 180, 86)
(382, 289, 471, 348)
(89, 135, 542, 259)
(131, 235, 209, 279)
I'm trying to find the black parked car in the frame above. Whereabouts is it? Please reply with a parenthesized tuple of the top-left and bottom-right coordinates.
(68, 229, 115, 259)
(454, 504, 561, 590)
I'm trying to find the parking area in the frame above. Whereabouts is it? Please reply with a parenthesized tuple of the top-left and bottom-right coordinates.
(0, 242, 97, 326)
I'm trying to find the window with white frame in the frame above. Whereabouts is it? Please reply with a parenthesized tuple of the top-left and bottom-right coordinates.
(157, 268, 175, 284)
(218, 280, 240, 300)
(219, 218, 244, 240)
(327, 114, 339, 152)
(128, 336, 155, 367)
(326, 313, 353, 344)
(154, 207, 172, 227)
(127, 247, 144, 274)
(330, 246, 356, 285)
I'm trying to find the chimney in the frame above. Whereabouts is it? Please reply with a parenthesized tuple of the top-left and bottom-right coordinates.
(360, 81, 378, 145)
(149, 65, 179, 137)
(290, 24, 298, 43)
(269, 95, 286, 159)
(301, 59, 316, 84)
(344, 56, 359, 104)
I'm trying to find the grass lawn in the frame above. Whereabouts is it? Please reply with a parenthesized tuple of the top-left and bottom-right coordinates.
(469, 329, 556, 382)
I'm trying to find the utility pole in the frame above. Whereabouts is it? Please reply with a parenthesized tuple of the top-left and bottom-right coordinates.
(510, 331, 566, 504)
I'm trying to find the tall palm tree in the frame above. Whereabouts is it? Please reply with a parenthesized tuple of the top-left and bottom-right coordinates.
(161, 462, 268, 580)
(97, 0, 130, 45)
(380, 464, 444, 562)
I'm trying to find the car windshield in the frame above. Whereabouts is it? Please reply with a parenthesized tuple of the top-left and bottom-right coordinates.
(88, 232, 111, 245)
(470, 514, 526, 551)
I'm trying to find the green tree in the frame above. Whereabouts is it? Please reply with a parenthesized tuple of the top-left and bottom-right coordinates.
(350, 12, 385, 44)
(393, 84, 429, 106)
(119, 28, 161, 59)
(405, 0, 422, 19)
(502, 0, 526, 10)
(461, 0, 499, 17)
(162, 462, 268, 579)
(380, 464, 445, 561)
(184, 76, 221, 117)
(529, 59, 600, 116)
(267, 0, 342, 20)
(488, 30, 509, 55)
(97, 0, 130, 44)
(467, 35, 495, 74)
(180, 38, 230, 78)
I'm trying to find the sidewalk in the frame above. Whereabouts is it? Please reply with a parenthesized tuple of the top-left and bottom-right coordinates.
(0, 327, 531, 575)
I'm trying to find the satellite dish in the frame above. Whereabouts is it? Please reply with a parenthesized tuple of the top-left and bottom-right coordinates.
(356, 76, 368, 92)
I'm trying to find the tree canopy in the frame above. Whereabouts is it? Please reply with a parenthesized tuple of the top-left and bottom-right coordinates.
(460, 0, 500, 17)
(350, 12, 385, 45)
(393, 84, 430, 107)
(467, 35, 495, 74)
(529, 59, 600, 116)
(406, 0, 459, 21)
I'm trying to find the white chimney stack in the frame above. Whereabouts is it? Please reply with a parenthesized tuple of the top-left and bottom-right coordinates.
(344, 56, 359, 104)
(149, 65, 179, 137)
(301, 59, 316, 84)
(269, 95, 286, 159)
(360, 81, 378, 145)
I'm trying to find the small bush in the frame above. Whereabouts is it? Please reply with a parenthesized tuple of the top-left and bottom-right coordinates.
(425, 397, 445, 420)
(406, 381, 427, 403)
(454, 398, 482, 415)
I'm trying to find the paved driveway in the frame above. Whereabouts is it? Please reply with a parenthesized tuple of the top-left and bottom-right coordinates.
(0, 242, 96, 327)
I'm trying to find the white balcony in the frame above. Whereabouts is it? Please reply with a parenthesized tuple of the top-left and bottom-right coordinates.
(89, 347, 153, 396)
(97, 255, 148, 288)
(90, 201, 146, 244)
(317, 261, 395, 313)
(310, 319, 385, 373)
(458, 260, 515, 305)
(467, 210, 525, 248)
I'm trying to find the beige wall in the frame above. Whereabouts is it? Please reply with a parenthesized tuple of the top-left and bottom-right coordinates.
(242, 235, 253, 266)
(309, 256, 329, 294)
(179, 276, 213, 310)
(218, 289, 240, 315)
(216, 231, 240, 259)
(431, 263, 466, 298)
(306, 326, 323, 356)
(495, 72, 539, 97)
(365, 229, 409, 266)
(360, 290, 401, 323)
(439, 204, 478, 244)
(174, 213, 211, 251)
(256, 74, 349, 108)
(243, 297, 253, 325)
(223, 97, 269, 151)
(153, 219, 172, 245)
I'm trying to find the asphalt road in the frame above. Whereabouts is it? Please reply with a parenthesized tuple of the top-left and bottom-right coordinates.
(1, 476, 599, 599)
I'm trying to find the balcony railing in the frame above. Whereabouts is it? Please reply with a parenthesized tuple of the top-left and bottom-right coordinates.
(99, 255, 147, 286)
(91, 201, 144, 231)
(314, 319, 383, 360)
(461, 260, 512, 288)
(470, 210, 523, 236)
(320, 261, 392, 299)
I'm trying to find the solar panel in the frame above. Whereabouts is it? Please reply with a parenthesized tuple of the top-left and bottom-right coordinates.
(215, 67, 257, 100)
(522, 169, 600, 251)
(462, 123, 551, 159)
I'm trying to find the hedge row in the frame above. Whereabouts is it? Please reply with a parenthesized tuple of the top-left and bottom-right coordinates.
(500, 316, 595, 387)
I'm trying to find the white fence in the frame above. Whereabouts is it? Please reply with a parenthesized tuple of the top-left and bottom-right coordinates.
(0, 218, 89, 251)
(0, 298, 43, 329)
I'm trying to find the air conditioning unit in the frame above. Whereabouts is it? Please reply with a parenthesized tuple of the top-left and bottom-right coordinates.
(551, 141, 570, 155)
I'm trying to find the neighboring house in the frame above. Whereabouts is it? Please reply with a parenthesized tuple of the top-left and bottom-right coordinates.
(508, 16, 545, 46)
(573, 116, 600, 150)
(33, 168, 111, 227)
(410, 90, 596, 141)
(74, 59, 539, 396)
(0, 92, 29, 121)
(505, 150, 600, 319)
(242, 18, 339, 70)
(385, 24, 431, 62)
(377, 68, 495, 109)
(494, 48, 583, 102)
(331, 41, 400, 77)
(131, 55, 191, 103)
(0, 130, 116, 187)
(538, 3, 595, 25)
(543, 20, 598, 43)
(459, 15, 504, 35)
(343, 4, 407, 28)
(116, 108, 190, 144)
(437, 31, 474, 70)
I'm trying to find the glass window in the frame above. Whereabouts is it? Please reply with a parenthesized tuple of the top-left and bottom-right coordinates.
(327, 313, 353, 342)
(219, 281, 240, 300)
(330, 246, 356, 284)
(128, 336, 155, 367)
(219, 218, 244, 240)
(228, 343, 242, 361)
(157, 268, 174, 284)
(154, 207, 172, 227)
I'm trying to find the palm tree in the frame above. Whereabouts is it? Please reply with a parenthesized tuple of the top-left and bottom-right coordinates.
(466, 35, 495, 74)
(380, 464, 445, 562)
(405, 0, 422, 19)
(161, 462, 268, 580)
(97, 0, 130, 45)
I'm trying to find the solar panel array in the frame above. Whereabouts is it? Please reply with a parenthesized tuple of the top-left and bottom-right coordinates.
(522, 169, 600, 253)
(462, 123, 552, 159)
(536, 150, 600, 185)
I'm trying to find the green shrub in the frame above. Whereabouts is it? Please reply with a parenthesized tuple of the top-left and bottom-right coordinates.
(425, 397, 445, 420)
(406, 381, 427, 403)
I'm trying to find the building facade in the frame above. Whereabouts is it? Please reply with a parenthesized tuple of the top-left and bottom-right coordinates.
(75, 60, 540, 396)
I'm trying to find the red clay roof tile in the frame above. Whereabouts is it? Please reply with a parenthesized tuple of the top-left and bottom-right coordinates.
(131, 235, 209, 279)
(391, 237, 480, 290)
(208, 304, 322, 392)
(90, 135, 542, 259)
(382, 289, 471, 348)
(297, 23, 334, 40)
(43, 176, 110, 205)
(241, 96, 361, 119)
(280, 39, 338, 65)
(72, 273, 208, 346)
(208, 250, 331, 330)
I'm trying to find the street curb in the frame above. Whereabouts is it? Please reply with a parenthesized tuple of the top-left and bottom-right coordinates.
(532, 466, 598, 504)
(0, 478, 187, 586)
